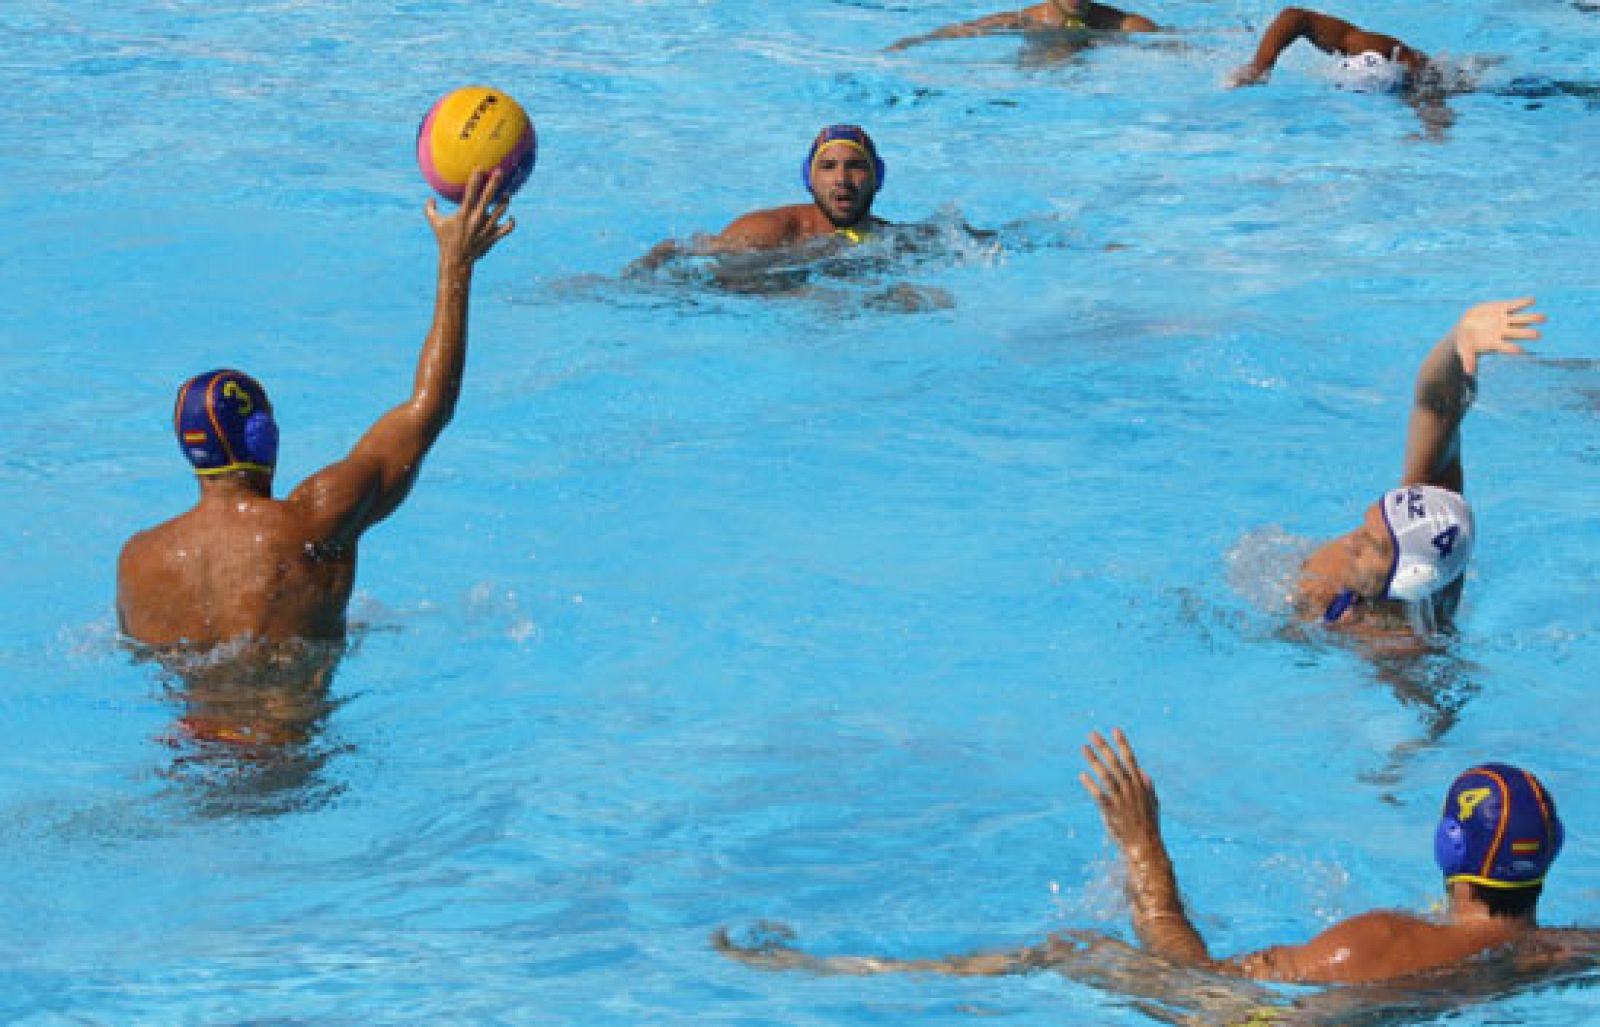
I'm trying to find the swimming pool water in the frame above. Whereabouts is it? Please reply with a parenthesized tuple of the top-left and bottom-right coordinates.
(2, 0, 1598, 1022)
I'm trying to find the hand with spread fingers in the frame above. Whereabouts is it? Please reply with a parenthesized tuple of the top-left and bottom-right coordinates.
(1450, 297, 1543, 375)
(427, 168, 517, 268)
(1399, 296, 1544, 492)
(1081, 729, 1212, 963)
(1080, 728, 1163, 855)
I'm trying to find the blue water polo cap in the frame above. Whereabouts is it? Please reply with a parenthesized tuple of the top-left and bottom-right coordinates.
(173, 369, 278, 476)
(801, 124, 885, 193)
(1434, 763, 1563, 889)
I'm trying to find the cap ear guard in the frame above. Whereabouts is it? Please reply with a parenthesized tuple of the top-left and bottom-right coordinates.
(1434, 816, 1468, 878)
(244, 409, 279, 469)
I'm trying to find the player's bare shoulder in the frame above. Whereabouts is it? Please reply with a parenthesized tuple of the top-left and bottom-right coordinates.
(116, 513, 193, 636)
(117, 512, 186, 584)
(717, 204, 820, 249)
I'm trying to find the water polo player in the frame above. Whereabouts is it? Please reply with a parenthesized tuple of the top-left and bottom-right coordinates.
(1295, 298, 1543, 635)
(886, 0, 1156, 52)
(718, 729, 1593, 987)
(1227, 7, 1428, 90)
(1077, 735, 1575, 983)
(117, 169, 514, 650)
(636, 124, 889, 268)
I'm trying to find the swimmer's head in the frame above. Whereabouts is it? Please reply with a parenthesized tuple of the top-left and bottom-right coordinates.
(1049, 0, 1089, 29)
(1435, 763, 1562, 889)
(1378, 485, 1473, 602)
(1333, 50, 1410, 94)
(173, 369, 278, 476)
(801, 124, 885, 195)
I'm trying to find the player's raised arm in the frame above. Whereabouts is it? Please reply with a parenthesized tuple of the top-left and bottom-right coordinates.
(290, 169, 515, 544)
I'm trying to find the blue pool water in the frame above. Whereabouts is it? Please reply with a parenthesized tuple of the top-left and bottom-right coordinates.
(2, 0, 1598, 1022)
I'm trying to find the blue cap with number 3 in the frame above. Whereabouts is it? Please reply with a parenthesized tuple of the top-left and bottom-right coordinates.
(174, 369, 278, 476)
(1380, 485, 1474, 602)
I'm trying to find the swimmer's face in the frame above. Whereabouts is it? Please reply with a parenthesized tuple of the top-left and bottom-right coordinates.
(809, 142, 877, 228)
(1344, 501, 1397, 600)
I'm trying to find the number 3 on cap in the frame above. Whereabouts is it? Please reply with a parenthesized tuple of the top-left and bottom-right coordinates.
(223, 380, 254, 415)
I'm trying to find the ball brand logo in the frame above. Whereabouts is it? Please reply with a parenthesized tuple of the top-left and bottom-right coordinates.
(459, 94, 500, 141)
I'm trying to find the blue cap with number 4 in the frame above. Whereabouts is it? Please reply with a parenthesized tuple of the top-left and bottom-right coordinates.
(1380, 485, 1474, 602)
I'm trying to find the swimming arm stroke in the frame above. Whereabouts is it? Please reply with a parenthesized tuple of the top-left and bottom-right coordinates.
(1230, 7, 1410, 86)
(1401, 298, 1542, 490)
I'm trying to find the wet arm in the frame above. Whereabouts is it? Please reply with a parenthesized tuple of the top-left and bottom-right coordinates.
(1401, 328, 1473, 490)
(712, 927, 1047, 977)
(1401, 298, 1543, 490)
(290, 170, 514, 538)
(1116, 829, 1211, 962)
(1231, 937, 1347, 982)
(887, 11, 1030, 50)
(634, 208, 805, 272)
(1081, 730, 1211, 964)
(707, 209, 800, 252)
(1231, 7, 1399, 84)
(636, 238, 683, 270)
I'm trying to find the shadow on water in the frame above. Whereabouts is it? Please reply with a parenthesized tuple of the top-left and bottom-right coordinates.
(130, 634, 358, 818)
(1016, 30, 1105, 70)
(1524, 357, 1600, 423)
(1271, 622, 1481, 791)
(1494, 76, 1600, 110)
(1356, 637, 1479, 791)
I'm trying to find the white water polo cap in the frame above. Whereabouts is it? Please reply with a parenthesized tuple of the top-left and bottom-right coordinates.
(1379, 485, 1474, 602)
(1334, 50, 1409, 93)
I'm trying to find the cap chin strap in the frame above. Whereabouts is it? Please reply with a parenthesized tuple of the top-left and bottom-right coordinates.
(1322, 588, 1359, 623)
(1445, 872, 1546, 890)
(195, 462, 274, 478)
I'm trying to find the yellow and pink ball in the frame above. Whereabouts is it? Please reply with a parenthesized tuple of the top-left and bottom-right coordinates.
(416, 86, 536, 202)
